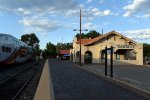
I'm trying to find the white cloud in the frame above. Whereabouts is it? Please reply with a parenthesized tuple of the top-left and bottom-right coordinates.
(79, 4, 85, 9)
(88, 7, 111, 16)
(120, 29, 150, 40)
(103, 22, 111, 25)
(19, 17, 63, 33)
(87, 0, 93, 3)
(94, 10, 111, 16)
(142, 13, 150, 18)
(99, 0, 105, 4)
(83, 23, 97, 29)
(0, 0, 79, 16)
(103, 10, 111, 15)
(85, 17, 94, 21)
(65, 10, 78, 17)
(123, 0, 150, 18)
(123, 19, 138, 23)
(91, 8, 99, 12)
(65, 7, 112, 20)
(0, 0, 80, 34)
(111, 12, 119, 16)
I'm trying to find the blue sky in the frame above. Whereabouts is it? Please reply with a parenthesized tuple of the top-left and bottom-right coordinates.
(0, 0, 150, 49)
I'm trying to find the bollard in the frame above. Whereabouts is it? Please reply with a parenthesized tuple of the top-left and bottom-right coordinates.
(105, 47, 107, 76)
(110, 46, 113, 78)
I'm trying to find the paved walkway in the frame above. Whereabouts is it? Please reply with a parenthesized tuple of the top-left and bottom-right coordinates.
(83, 64, 150, 93)
(49, 60, 148, 100)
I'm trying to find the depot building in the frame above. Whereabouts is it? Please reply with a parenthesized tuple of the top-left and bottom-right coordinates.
(70, 31, 143, 65)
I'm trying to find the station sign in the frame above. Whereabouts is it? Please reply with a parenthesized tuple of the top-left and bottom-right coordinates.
(117, 45, 134, 49)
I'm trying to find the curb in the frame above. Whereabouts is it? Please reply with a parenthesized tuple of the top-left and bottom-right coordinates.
(75, 65, 150, 99)
(34, 59, 55, 100)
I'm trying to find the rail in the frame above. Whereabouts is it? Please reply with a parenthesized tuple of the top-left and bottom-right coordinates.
(0, 60, 44, 100)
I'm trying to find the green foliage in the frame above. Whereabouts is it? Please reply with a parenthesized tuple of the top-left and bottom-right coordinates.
(45, 42, 57, 57)
(76, 33, 86, 39)
(56, 42, 72, 50)
(21, 33, 39, 47)
(76, 30, 101, 39)
(143, 43, 150, 57)
(56, 42, 73, 54)
(21, 33, 41, 56)
(33, 44, 42, 56)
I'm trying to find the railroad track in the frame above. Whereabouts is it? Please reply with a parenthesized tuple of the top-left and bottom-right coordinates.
(0, 60, 45, 100)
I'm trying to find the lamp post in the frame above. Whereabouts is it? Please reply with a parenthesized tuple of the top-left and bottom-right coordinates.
(73, 9, 88, 66)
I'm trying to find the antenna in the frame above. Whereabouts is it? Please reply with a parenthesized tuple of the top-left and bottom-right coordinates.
(62, 36, 63, 44)
(102, 28, 103, 35)
(61, 36, 63, 49)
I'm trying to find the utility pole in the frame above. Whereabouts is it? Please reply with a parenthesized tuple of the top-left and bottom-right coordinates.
(79, 9, 82, 66)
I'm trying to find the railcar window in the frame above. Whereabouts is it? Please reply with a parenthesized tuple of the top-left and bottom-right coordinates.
(2, 46, 5, 52)
(6, 47, 8, 52)
(2, 46, 11, 53)
(7, 47, 11, 53)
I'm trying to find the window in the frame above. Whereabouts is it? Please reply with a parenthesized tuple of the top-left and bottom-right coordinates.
(9, 48, 11, 53)
(2, 46, 11, 53)
(125, 50, 136, 60)
(6, 47, 9, 52)
(2, 46, 5, 52)
(116, 53, 120, 60)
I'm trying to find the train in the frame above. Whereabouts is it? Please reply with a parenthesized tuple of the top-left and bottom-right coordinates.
(0, 33, 34, 65)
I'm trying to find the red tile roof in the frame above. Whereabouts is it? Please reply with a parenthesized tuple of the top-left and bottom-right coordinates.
(76, 31, 137, 45)
(59, 50, 70, 54)
(76, 39, 92, 45)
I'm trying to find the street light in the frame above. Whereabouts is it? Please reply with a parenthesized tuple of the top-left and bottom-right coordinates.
(73, 9, 88, 66)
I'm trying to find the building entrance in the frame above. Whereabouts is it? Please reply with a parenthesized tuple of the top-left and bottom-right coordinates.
(84, 51, 92, 63)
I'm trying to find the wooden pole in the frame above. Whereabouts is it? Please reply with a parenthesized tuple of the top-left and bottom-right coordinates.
(79, 9, 82, 66)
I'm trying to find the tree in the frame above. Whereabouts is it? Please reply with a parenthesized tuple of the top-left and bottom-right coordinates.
(76, 33, 86, 39)
(86, 30, 101, 39)
(45, 42, 57, 58)
(33, 44, 42, 56)
(143, 43, 150, 57)
(21, 33, 40, 57)
(56, 42, 73, 54)
(21, 33, 40, 47)
(75, 30, 101, 39)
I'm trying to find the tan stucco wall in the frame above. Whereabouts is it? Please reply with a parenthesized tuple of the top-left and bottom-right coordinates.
(71, 34, 143, 65)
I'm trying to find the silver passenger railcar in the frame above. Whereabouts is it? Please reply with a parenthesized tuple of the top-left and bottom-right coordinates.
(0, 33, 34, 64)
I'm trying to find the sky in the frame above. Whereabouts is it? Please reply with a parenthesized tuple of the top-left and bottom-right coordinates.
(0, 0, 150, 49)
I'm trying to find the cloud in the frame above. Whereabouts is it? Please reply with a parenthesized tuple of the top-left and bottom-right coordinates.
(19, 17, 63, 33)
(93, 10, 111, 16)
(65, 7, 112, 20)
(103, 22, 111, 25)
(103, 10, 111, 15)
(120, 29, 150, 40)
(120, 19, 138, 23)
(89, 8, 111, 16)
(99, 0, 105, 4)
(0, 0, 79, 16)
(83, 23, 97, 29)
(111, 12, 119, 16)
(87, 0, 93, 3)
(123, 0, 150, 18)
(0, 0, 80, 34)
(65, 10, 79, 17)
